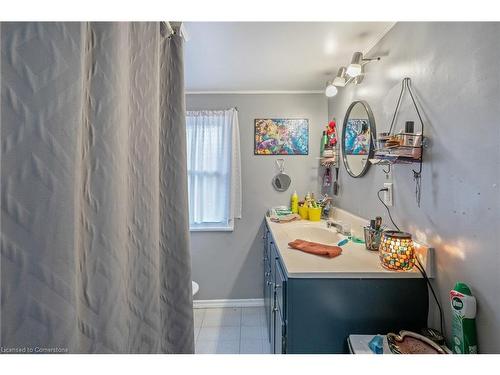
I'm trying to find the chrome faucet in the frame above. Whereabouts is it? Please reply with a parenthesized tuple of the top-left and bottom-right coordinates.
(326, 220, 343, 232)
(327, 219, 350, 236)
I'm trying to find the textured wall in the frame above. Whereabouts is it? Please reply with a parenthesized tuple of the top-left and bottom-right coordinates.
(328, 22, 500, 352)
(186, 94, 328, 300)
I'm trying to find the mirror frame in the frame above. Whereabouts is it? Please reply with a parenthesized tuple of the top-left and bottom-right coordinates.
(341, 100, 376, 178)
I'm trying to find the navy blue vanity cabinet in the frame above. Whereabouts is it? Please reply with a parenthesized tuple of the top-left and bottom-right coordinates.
(263, 221, 429, 354)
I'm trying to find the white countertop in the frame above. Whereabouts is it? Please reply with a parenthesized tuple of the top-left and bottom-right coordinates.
(266, 212, 432, 279)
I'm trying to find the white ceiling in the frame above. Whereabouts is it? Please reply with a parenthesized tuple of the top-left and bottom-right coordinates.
(184, 22, 394, 92)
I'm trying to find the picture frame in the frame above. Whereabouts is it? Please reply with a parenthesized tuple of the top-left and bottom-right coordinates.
(254, 118, 309, 155)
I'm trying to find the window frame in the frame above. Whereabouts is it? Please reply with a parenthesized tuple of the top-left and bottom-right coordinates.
(186, 110, 235, 232)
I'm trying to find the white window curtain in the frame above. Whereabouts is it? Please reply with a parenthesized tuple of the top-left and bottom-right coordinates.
(186, 108, 242, 231)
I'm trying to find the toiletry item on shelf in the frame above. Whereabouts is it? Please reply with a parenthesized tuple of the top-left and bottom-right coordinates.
(333, 166, 339, 196)
(385, 135, 401, 148)
(396, 133, 422, 148)
(405, 121, 415, 133)
(322, 147, 334, 158)
(320, 131, 328, 155)
(450, 282, 478, 354)
(377, 132, 391, 150)
(322, 167, 332, 187)
(291, 191, 299, 214)
(327, 120, 337, 147)
(305, 192, 311, 202)
(307, 193, 318, 208)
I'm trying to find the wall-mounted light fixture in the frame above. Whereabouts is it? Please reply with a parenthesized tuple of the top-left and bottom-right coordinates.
(324, 52, 381, 97)
(325, 81, 338, 97)
(346, 52, 364, 77)
(332, 67, 347, 87)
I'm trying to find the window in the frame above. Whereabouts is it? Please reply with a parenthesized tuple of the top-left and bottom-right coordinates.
(186, 108, 241, 231)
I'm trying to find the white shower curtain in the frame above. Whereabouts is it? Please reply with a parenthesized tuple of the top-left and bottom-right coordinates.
(0, 22, 194, 353)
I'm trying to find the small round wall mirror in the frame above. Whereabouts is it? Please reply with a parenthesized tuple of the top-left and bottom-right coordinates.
(272, 159, 291, 192)
(341, 100, 376, 178)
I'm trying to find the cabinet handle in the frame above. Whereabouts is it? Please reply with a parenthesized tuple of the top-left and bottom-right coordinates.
(273, 307, 278, 312)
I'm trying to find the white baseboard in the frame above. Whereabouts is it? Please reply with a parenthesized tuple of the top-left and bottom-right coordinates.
(193, 298, 264, 309)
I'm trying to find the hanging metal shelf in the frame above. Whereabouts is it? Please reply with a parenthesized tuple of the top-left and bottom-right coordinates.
(372, 77, 426, 207)
(371, 138, 425, 165)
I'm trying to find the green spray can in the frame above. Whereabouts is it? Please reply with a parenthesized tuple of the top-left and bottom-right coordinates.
(450, 282, 478, 354)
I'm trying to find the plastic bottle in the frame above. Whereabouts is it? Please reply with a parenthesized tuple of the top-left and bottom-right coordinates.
(320, 131, 328, 156)
(290, 191, 299, 214)
(450, 282, 478, 354)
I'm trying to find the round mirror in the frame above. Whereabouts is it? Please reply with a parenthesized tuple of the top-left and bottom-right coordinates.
(272, 173, 291, 192)
(341, 101, 376, 178)
(272, 159, 291, 192)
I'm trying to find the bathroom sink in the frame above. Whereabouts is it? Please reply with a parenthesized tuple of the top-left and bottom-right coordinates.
(284, 225, 343, 245)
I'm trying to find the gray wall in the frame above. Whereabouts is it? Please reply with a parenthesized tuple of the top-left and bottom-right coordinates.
(186, 94, 328, 300)
(328, 22, 500, 352)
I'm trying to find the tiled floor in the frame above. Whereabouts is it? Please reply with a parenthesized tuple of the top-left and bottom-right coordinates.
(194, 306, 272, 354)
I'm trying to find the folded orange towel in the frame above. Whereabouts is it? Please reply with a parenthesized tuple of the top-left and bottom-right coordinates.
(288, 239, 342, 258)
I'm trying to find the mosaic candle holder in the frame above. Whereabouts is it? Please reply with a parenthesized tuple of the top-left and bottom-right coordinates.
(379, 231, 415, 271)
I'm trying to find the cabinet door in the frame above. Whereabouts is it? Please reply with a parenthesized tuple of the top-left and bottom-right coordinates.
(263, 230, 270, 313)
(273, 258, 287, 354)
(274, 309, 286, 354)
(275, 259, 286, 319)
(263, 227, 273, 342)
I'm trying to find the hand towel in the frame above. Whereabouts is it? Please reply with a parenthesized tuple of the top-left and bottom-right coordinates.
(288, 239, 342, 258)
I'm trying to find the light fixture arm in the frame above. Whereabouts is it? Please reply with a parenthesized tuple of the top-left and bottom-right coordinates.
(362, 56, 381, 63)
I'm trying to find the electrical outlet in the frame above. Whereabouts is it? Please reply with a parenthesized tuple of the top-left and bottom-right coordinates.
(384, 182, 393, 206)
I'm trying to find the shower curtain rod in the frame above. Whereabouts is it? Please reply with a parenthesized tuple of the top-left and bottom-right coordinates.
(163, 21, 189, 41)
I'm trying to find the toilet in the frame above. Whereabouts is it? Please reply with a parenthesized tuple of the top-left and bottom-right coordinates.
(192, 281, 199, 296)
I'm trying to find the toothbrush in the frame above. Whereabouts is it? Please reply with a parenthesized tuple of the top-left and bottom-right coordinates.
(337, 238, 349, 247)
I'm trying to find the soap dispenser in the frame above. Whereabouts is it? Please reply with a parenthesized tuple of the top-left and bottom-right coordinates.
(291, 191, 299, 214)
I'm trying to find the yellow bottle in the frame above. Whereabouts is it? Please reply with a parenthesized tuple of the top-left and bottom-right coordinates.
(291, 191, 299, 214)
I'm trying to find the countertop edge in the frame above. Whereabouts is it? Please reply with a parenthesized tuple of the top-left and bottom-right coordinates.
(265, 215, 426, 280)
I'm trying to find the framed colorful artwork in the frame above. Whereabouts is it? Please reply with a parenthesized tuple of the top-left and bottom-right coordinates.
(254, 118, 309, 155)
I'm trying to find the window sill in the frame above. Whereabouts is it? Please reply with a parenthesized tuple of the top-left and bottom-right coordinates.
(189, 226, 234, 232)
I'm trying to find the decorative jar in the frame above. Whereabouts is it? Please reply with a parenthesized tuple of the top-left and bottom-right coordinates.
(379, 231, 415, 271)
